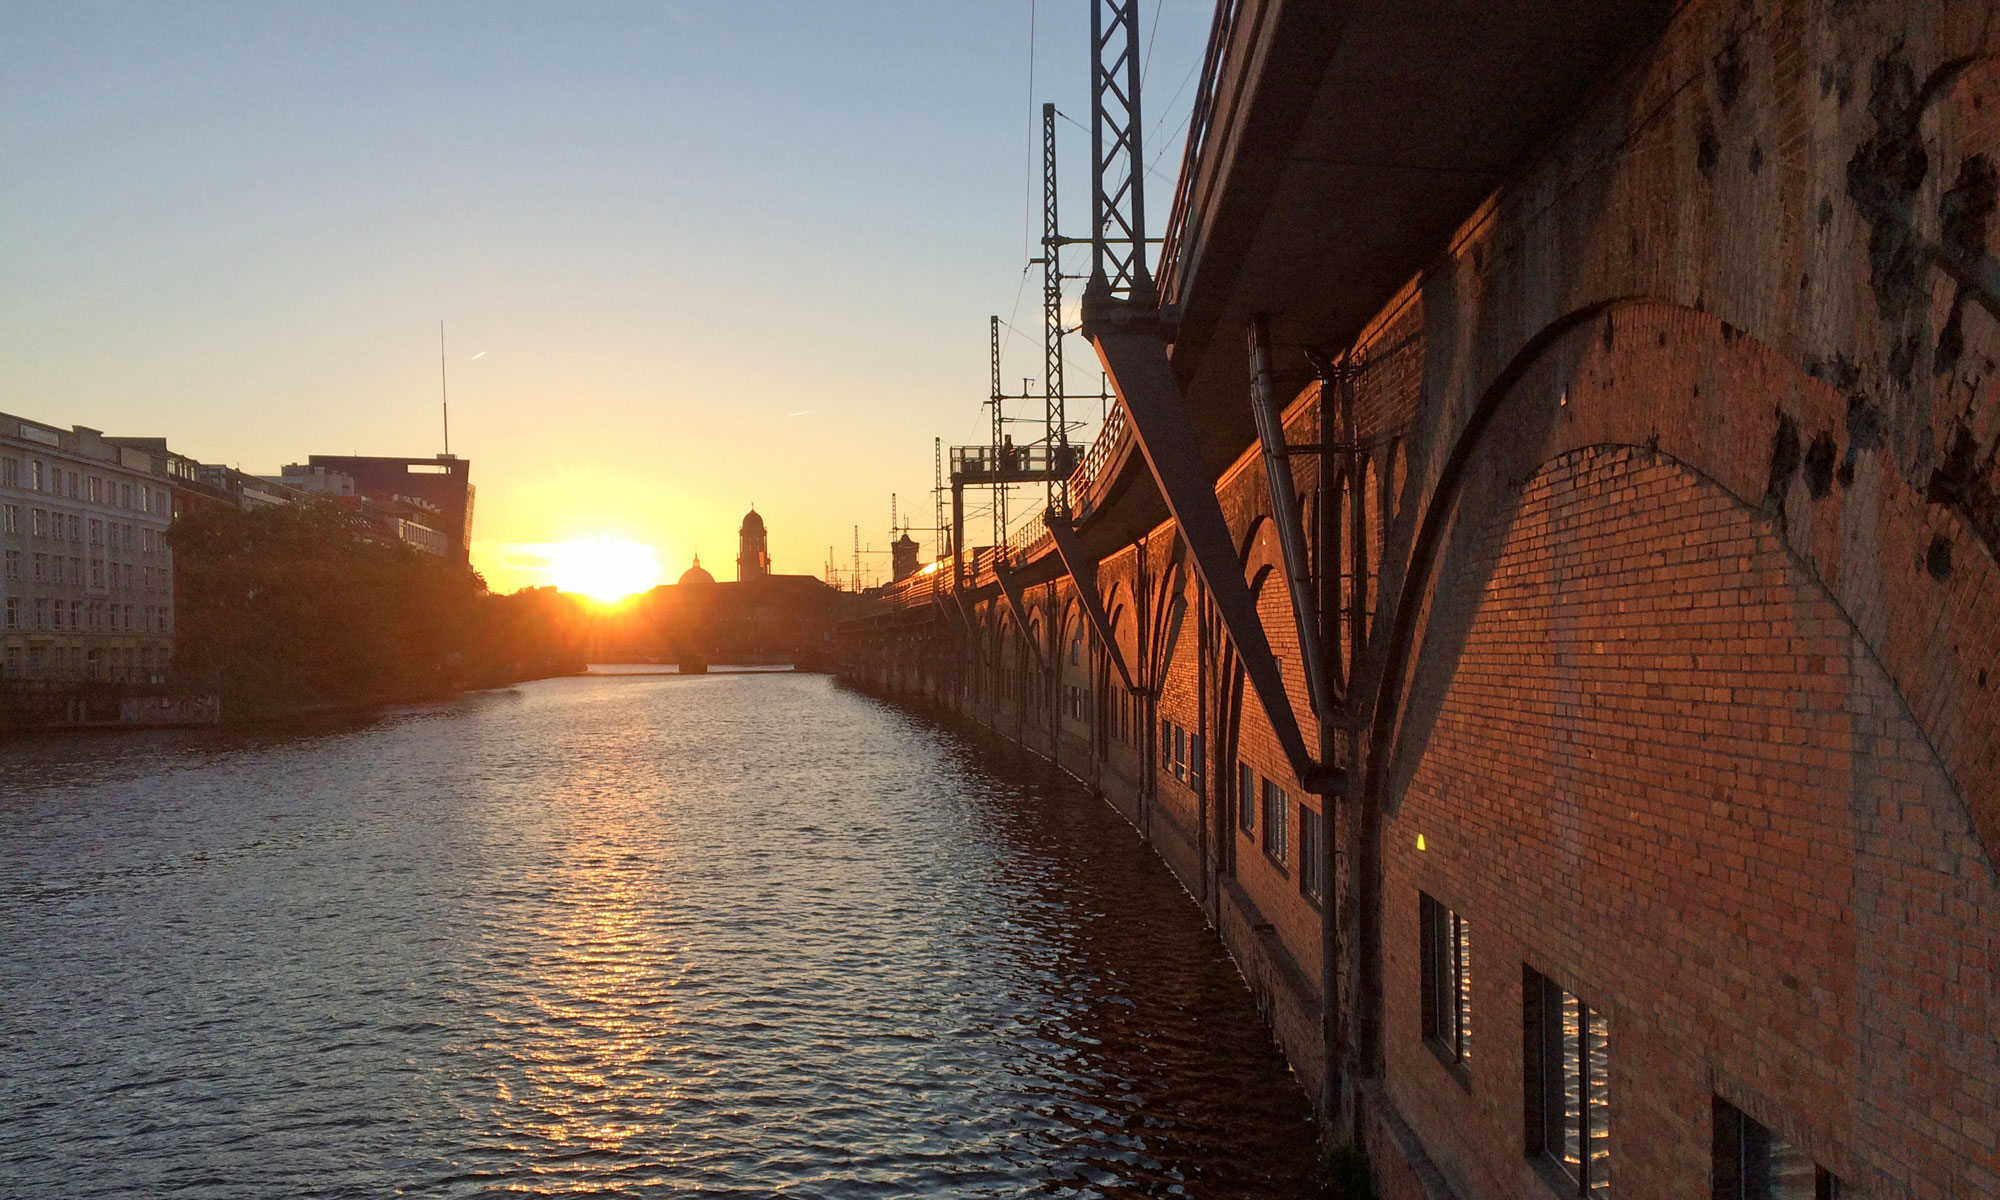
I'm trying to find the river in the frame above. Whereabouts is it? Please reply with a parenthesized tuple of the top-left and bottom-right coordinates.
(0, 671, 1319, 1197)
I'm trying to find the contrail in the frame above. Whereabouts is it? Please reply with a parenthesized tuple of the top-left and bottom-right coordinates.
(789, 410, 814, 417)
(469, 351, 486, 361)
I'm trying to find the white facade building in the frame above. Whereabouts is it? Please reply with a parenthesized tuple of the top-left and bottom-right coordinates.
(0, 415, 176, 684)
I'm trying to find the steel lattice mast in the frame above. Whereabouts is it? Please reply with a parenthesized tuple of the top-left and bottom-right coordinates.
(1085, 0, 1152, 310)
(1042, 102, 1068, 516)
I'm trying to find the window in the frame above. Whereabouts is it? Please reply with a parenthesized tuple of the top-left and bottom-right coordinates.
(66, 470, 77, 497)
(118, 482, 131, 508)
(1420, 893, 1470, 1064)
(0, 457, 15, 486)
(1261, 779, 1289, 864)
(50, 556, 62, 584)
(67, 514, 79, 541)
(31, 508, 45, 537)
(33, 598, 48, 630)
(2, 549, 15, 579)
(2, 504, 14, 533)
(88, 518, 101, 545)
(30, 460, 42, 490)
(4, 597, 16, 629)
(87, 476, 100, 503)
(1300, 804, 1326, 903)
(1713, 1098, 1843, 1199)
(90, 559, 102, 588)
(1238, 761, 1256, 834)
(1525, 968, 1610, 1196)
(31, 552, 45, 581)
(69, 601, 80, 630)
(1070, 634, 1082, 666)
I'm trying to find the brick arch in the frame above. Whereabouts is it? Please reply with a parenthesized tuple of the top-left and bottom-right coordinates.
(1373, 297, 2000, 873)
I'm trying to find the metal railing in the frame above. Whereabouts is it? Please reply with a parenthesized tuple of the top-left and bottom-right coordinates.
(1156, 0, 1244, 306)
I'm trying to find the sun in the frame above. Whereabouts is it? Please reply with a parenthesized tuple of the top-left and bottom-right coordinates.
(548, 538, 661, 603)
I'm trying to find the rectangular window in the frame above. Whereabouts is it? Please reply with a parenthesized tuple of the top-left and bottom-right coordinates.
(1712, 1098, 1841, 1199)
(1300, 804, 1326, 903)
(2, 504, 14, 533)
(0, 457, 15, 486)
(1172, 723, 1187, 782)
(1188, 733, 1205, 797)
(31, 508, 45, 537)
(87, 476, 100, 503)
(50, 556, 62, 584)
(1238, 761, 1256, 834)
(66, 470, 77, 497)
(31, 552, 45, 581)
(2, 549, 15, 579)
(4, 597, 16, 629)
(118, 482, 131, 509)
(1420, 893, 1470, 1063)
(1525, 968, 1610, 1196)
(30, 460, 42, 490)
(34, 598, 48, 630)
(1261, 779, 1289, 864)
(70, 600, 80, 630)
(68, 514, 79, 541)
(90, 559, 103, 588)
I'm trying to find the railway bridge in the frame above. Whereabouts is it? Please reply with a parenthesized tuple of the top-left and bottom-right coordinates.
(841, 2, 2000, 1195)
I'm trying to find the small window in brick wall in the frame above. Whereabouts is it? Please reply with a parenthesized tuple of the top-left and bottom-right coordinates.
(1238, 761, 1255, 835)
(1713, 1098, 1844, 1199)
(1157, 719, 1200, 793)
(1260, 779, 1288, 865)
(1419, 893, 1469, 1065)
(1524, 968, 1610, 1196)
(1299, 804, 1326, 903)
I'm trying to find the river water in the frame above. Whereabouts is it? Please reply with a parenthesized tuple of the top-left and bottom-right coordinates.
(0, 672, 1318, 1198)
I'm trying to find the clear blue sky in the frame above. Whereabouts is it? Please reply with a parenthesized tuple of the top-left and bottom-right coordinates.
(1, 1, 1212, 591)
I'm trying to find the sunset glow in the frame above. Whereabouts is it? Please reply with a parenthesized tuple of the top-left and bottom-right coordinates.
(548, 538, 661, 603)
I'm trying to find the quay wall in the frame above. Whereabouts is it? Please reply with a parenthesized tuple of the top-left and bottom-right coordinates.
(844, 0, 2000, 1196)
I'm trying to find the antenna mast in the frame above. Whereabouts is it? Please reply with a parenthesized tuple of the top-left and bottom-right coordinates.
(439, 320, 451, 457)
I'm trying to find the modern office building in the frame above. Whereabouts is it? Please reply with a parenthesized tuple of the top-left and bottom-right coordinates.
(306, 454, 474, 564)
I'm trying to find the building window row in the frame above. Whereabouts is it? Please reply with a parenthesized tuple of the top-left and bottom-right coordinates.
(1405, 917, 1850, 1198)
(2, 455, 162, 513)
(1160, 717, 1203, 794)
(0, 642, 167, 683)
(1062, 683, 1089, 723)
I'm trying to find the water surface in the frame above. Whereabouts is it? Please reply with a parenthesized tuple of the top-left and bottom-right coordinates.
(1, 673, 1317, 1197)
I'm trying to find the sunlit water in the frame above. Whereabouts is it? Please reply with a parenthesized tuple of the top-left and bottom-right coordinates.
(0, 673, 1318, 1198)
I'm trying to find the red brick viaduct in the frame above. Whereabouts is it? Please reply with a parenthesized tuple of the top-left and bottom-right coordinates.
(839, 2, 2000, 1195)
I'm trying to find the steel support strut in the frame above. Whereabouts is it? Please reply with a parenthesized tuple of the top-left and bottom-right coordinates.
(1087, 313, 1339, 794)
(991, 557, 1046, 670)
(1045, 508, 1135, 691)
(1249, 316, 1338, 720)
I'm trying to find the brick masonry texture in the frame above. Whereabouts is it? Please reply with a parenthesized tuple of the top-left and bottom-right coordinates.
(841, 0, 2000, 1195)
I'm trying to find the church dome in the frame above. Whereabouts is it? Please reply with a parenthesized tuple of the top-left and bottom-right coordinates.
(740, 508, 765, 533)
(678, 554, 715, 586)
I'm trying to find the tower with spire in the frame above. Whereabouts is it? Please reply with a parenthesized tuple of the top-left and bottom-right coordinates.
(737, 505, 770, 582)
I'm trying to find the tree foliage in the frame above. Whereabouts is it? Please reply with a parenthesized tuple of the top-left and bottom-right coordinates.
(168, 502, 585, 718)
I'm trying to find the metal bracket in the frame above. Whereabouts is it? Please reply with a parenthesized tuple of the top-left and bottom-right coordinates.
(1087, 306, 1341, 794)
(991, 557, 1047, 670)
(1044, 507, 1136, 691)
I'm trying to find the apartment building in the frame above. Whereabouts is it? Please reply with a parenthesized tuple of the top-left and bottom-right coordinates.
(1, 415, 176, 684)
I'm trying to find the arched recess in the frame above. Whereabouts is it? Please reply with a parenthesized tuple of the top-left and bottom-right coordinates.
(1370, 297, 2000, 873)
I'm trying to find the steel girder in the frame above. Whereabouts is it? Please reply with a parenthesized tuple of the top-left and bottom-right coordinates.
(1044, 508, 1136, 692)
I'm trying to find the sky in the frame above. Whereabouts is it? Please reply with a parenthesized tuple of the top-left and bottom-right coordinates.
(1, 1, 1213, 594)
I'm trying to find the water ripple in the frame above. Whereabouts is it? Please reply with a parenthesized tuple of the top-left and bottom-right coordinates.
(0, 673, 1316, 1197)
